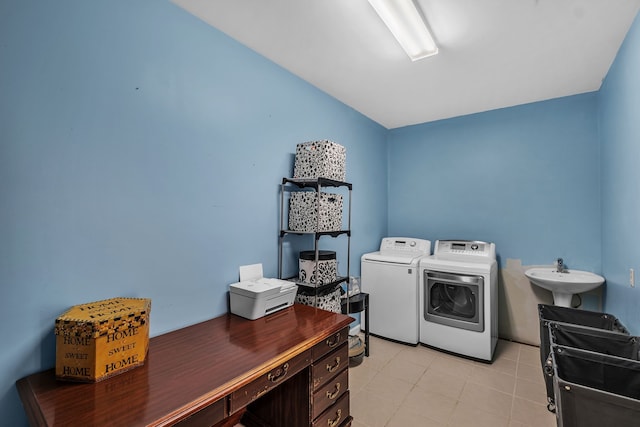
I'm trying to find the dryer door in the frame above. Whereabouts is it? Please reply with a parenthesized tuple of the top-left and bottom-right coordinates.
(424, 270, 484, 332)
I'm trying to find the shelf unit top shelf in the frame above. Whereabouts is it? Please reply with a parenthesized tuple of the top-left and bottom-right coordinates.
(283, 275, 349, 292)
(282, 177, 352, 190)
(280, 229, 350, 238)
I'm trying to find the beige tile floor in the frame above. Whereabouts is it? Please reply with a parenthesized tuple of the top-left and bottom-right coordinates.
(349, 335, 557, 427)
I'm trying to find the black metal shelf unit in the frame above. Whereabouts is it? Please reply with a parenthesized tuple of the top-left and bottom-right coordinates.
(278, 177, 352, 307)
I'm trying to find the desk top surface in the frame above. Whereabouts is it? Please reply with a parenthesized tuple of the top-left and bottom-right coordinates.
(17, 304, 353, 427)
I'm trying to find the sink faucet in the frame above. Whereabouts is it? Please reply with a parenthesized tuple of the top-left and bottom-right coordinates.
(556, 258, 566, 273)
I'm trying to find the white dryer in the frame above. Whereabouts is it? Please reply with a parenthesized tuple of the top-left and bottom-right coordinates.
(361, 237, 431, 345)
(419, 240, 498, 362)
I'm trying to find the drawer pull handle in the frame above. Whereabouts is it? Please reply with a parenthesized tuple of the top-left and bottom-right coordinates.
(267, 363, 289, 383)
(254, 386, 270, 400)
(326, 357, 341, 373)
(326, 382, 341, 400)
(326, 332, 341, 348)
(327, 409, 342, 427)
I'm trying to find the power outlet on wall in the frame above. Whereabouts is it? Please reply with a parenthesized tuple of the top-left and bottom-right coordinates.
(631, 268, 635, 288)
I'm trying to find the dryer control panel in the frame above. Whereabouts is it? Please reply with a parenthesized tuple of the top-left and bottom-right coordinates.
(434, 240, 496, 261)
(379, 237, 431, 256)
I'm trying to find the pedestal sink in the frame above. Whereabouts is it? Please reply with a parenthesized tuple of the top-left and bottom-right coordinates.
(524, 268, 605, 307)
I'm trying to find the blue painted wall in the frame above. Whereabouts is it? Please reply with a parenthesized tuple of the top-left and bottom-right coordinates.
(599, 13, 640, 333)
(387, 94, 602, 271)
(0, 1, 387, 424)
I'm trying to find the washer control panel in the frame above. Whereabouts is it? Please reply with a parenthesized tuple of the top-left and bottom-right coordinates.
(379, 237, 431, 256)
(434, 240, 496, 261)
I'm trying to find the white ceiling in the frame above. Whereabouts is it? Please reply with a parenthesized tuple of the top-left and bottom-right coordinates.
(172, 0, 640, 129)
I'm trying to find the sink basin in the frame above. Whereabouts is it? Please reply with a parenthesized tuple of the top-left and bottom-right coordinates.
(524, 268, 605, 307)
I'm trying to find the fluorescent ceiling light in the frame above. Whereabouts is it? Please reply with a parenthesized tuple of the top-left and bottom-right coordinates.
(368, 0, 438, 61)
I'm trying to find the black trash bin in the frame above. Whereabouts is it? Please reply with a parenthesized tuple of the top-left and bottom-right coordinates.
(538, 304, 629, 411)
(551, 345, 640, 427)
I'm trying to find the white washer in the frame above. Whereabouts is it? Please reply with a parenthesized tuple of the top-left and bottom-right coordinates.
(361, 237, 431, 345)
(419, 240, 498, 362)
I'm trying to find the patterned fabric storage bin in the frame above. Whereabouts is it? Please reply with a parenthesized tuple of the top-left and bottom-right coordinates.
(299, 250, 337, 286)
(288, 192, 343, 232)
(293, 140, 346, 182)
(295, 284, 343, 313)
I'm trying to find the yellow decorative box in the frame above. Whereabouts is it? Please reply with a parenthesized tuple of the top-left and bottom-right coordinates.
(54, 297, 151, 382)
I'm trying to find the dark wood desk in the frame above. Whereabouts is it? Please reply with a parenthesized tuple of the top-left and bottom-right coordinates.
(17, 304, 354, 427)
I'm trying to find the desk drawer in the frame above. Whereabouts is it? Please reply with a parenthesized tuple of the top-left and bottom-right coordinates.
(312, 367, 348, 419)
(312, 327, 349, 360)
(174, 398, 225, 427)
(312, 342, 348, 390)
(313, 391, 350, 427)
(230, 349, 311, 413)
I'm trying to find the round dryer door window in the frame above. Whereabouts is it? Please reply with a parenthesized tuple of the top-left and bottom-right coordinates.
(424, 270, 484, 332)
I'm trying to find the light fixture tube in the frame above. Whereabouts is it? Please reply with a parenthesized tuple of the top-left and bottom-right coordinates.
(368, 0, 438, 61)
